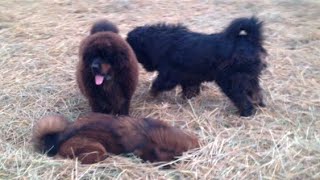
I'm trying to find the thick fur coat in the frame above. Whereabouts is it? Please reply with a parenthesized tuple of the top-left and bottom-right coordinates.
(77, 20, 139, 115)
(127, 17, 267, 116)
(32, 113, 199, 164)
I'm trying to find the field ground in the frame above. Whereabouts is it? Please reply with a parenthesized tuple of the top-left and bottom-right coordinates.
(0, 0, 319, 179)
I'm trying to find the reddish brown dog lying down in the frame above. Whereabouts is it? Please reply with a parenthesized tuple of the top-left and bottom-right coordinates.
(32, 113, 199, 164)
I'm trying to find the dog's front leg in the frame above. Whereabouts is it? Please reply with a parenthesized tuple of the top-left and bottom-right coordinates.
(181, 84, 201, 99)
(150, 73, 178, 97)
(217, 75, 255, 117)
(89, 99, 112, 114)
(117, 99, 130, 115)
(248, 78, 266, 107)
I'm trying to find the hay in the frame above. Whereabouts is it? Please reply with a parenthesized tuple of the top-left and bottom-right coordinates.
(0, 0, 319, 179)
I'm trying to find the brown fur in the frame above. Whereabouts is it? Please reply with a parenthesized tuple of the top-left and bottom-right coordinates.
(32, 114, 69, 155)
(77, 20, 139, 115)
(32, 113, 199, 164)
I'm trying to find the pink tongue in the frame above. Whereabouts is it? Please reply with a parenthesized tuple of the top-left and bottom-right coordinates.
(95, 75, 104, 85)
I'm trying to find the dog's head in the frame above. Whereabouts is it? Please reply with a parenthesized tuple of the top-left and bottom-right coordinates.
(139, 118, 199, 162)
(80, 33, 131, 86)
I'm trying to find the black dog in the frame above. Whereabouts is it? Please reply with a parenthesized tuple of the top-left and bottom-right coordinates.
(127, 17, 267, 116)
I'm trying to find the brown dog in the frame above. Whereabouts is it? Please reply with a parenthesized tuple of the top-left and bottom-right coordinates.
(32, 113, 199, 164)
(77, 20, 139, 115)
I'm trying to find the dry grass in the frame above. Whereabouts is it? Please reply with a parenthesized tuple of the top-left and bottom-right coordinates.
(0, 0, 320, 179)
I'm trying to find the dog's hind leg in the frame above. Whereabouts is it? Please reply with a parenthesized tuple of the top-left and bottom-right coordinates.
(150, 73, 178, 97)
(76, 142, 107, 164)
(181, 84, 201, 99)
(59, 137, 107, 164)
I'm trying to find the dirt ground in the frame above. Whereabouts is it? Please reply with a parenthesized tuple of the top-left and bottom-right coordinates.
(0, 0, 319, 179)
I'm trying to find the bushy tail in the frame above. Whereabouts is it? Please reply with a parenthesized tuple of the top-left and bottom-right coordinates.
(223, 16, 263, 44)
(90, 19, 119, 35)
(32, 114, 69, 156)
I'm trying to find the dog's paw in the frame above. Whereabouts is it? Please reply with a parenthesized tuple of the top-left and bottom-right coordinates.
(259, 103, 266, 107)
(240, 107, 255, 117)
(258, 101, 266, 107)
(182, 92, 198, 100)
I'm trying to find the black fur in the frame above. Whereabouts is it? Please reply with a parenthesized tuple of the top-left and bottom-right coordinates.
(42, 133, 60, 156)
(127, 17, 267, 116)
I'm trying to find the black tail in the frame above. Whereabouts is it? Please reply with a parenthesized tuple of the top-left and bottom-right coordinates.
(90, 19, 119, 35)
(32, 114, 69, 156)
(223, 16, 263, 44)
